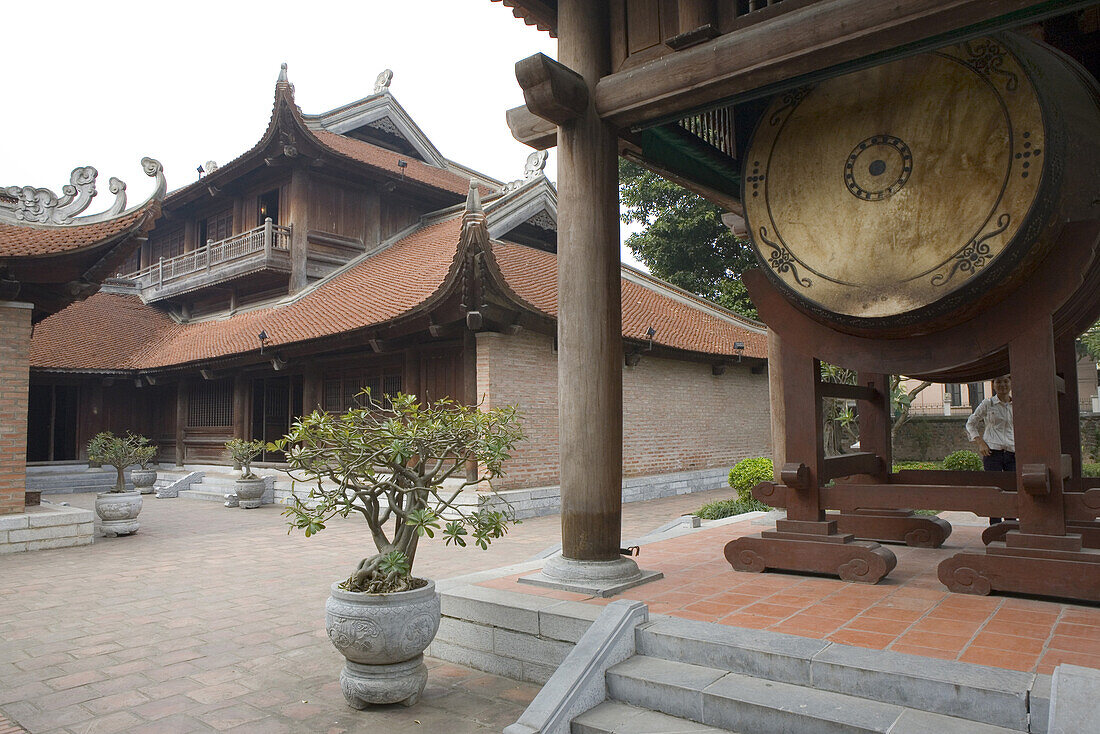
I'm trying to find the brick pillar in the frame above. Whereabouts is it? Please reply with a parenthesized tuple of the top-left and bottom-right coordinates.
(0, 302, 33, 516)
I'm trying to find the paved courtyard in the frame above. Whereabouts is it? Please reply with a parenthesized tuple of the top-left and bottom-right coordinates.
(0, 487, 726, 734)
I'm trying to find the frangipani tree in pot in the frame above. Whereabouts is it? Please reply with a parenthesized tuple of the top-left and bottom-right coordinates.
(87, 432, 156, 536)
(225, 438, 267, 509)
(273, 391, 524, 709)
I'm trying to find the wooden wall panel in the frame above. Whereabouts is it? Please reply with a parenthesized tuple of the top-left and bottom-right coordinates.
(308, 177, 369, 243)
(420, 347, 465, 404)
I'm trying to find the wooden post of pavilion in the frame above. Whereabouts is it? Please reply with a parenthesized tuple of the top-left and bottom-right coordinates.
(523, 0, 659, 594)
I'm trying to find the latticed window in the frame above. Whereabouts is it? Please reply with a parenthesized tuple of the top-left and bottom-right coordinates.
(200, 209, 233, 245)
(322, 368, 402, 412)
(150, 227, 185, 262)
(188, 379, 233, 427)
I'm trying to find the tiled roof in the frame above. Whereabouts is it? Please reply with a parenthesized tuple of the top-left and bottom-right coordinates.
(490, 241, 767, 358)
(0, 204, 155, 258)
(491, 0, 557, 36)
(32, 217, 464, 371)
(32, 214, 766, 371)
(311, 131, 481, 197)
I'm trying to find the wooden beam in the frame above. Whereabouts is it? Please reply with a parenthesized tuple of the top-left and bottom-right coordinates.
(516, 53, 590, 125)
(817, 382, 878, 401)
(506, 105, 557, 149)
(592, 0, 1087, 130)
(821, 452, 881, 482)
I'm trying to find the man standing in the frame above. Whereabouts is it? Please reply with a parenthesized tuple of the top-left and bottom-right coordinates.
(965, 375, 1014, 524)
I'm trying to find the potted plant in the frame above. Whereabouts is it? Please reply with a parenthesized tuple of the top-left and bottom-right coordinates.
(274, 392, 524, 709)
(87, 431, 153, 536)
(225, 438, 268, 509)
(130, 442, 159, 494)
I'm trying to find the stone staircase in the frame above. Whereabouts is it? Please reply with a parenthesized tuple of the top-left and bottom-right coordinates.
(26, 464, 127, 494)
(505, 602, 1048, 734)
(177, 471, 275, 506)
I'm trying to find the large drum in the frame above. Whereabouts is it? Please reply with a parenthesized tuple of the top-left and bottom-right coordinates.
(743, 33, 1100, 338)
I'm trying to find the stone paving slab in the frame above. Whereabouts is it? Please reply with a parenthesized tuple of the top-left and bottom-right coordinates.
(0, 486, 729, 733)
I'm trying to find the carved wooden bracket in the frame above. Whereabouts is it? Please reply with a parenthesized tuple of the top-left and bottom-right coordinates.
(515, 53, 589, 125)
(781, 462, 811, 491)
(1021, 463, 1051, 496)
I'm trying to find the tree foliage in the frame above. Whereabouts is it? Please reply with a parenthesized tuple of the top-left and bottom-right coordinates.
(225, 438, 266, 479)
(274, 392, 525, 594)
(619, 159, 758, 318)
(86, 431, 157, 492)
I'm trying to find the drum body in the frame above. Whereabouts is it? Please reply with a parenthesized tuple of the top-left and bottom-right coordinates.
(743, 33, 1100, 339)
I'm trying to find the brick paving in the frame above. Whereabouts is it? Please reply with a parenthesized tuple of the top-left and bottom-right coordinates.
(0, 487, 727, 734)
(484, 512, 1100, 675)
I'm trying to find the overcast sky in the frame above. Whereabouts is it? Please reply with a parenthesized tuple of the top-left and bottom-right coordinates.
(1, 0, 644, 264)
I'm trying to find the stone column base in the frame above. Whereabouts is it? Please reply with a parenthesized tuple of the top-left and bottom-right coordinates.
(519, 555, 663, 598)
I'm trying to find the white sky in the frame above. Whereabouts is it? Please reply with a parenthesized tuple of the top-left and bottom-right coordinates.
(0, 0, 645, 267)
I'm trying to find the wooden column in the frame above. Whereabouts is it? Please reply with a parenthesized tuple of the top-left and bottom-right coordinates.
(856, 372, 892, 477)
(464, 329, 478, 483)
(288, 167, 310, 294)
(556, 0, 623, 563)
(232, 374, 247, 440)
(404, 349, 421, 400)
(302, 364, 322, 414)
(175, 378, 188, 467)
(1009, 315, 1069, 539)
(1055, 337, 1082, 481)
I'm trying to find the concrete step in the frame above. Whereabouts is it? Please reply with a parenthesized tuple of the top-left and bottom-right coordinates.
(606, 656, 1018, 734)
(635, 616, 1034, 731)
(572, 701, 733, 734)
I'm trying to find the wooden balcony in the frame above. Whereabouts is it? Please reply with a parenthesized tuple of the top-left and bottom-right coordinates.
(121, 219, 292, 302)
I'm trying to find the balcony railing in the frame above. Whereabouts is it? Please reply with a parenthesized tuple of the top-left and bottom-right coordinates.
(122, 218, 291, 290)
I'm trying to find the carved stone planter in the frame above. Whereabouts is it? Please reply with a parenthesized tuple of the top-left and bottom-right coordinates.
(325, 579, 441, 709)
(234, 478, 266, 509)
(95, 491, 142, 537)
(131, 468, 157, 495)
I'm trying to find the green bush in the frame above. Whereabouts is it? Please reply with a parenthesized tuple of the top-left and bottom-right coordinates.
(892, 461, 942, 471)
(728, 457, 774, 503)
(943, 449, 983, 471)
(697, 497, 771, 520)
(1083, 463, 1100, 478)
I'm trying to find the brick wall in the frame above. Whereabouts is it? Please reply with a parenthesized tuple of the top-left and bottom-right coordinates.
(0, 302, 33, 516)
(895, 413, 1100, 462)
(476, 330, 772, 490)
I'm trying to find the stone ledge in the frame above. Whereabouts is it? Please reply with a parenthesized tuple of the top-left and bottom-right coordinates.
(0, 504, 94, 554)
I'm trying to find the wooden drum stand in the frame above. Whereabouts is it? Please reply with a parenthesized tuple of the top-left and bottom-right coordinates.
(725, 221, 1100, 602)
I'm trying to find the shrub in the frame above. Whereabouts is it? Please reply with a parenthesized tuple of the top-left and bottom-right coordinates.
(697, 497, 771, 520)
(87, 432, 156, 492)
(943, 449, 983, 471)
(892, 461, 942, 471)
(728, 457, 774, 503)
(1083, 463, 1100, 478)
(225, 438, 266, 479)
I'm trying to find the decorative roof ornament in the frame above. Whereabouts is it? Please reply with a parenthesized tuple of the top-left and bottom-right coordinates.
(204, 160, 219, 174)
(524, 150, 549, 178)
(373, 69, 394, 94)
(460, 179, 490, 253)
(0, 158, 166, 226)
(278, 62, 289, 84)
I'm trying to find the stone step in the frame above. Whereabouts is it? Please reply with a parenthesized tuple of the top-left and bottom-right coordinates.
(572, 700, 733, 734)
(606, 656, 1018, 734)
(635, 616, 1034, 731)
(177, 489, 232, 503)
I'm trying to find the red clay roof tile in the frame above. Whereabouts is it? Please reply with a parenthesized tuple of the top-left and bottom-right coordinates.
(0, 205, 154, 258)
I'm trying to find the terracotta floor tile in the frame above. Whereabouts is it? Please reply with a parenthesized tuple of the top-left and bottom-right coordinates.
(800, 603, 863, 623)
(1052, 621, 1100, 639)
(669, 609, 722, 623)
(893, 630, 971, 653)
(707, 592, 765, 609)
(1037, 649, 1100, 675)
(861, 605, 926, 623)
(910, 617, 984, 637)
(1047, 634, 1100, 656)
(827, 629, 894, 650)
(715, 613, 775, 630)
(990, 608, 1061, 627)
(981, 618, 1055, 640)
(1059, 609, 1100, 628)
(683, 600, 740, 616)
(842, 615, 913, 636)
(958, 646, 1038, 672)
(739, 602, 803, 620)
(969, 631, 1046, 655)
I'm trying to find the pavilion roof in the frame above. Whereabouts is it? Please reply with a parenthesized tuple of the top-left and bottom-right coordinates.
(491, 0, 557, 36)
(0, 203, 158, 259)
(31, 193, 765, 372)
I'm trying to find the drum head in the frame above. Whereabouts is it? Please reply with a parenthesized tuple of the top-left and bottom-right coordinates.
(743, 36, 1046, 328)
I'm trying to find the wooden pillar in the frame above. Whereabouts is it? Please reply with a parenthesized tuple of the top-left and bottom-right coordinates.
(175, 378, 188, 467)
(1009, 314, 1068, 538)
(1055, 337, 1082, 480)
(184, 219, 196, 254)
(404, 349, 421, 400)
(288, 166, 310, 294)
(557, 0, 622, 563)
(778, 342, 824, 523)
(302, 364, 322, 414)
(232, 374, 247, 440)
(464, 329, 479, 483)
(856, 372, 892, 480)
